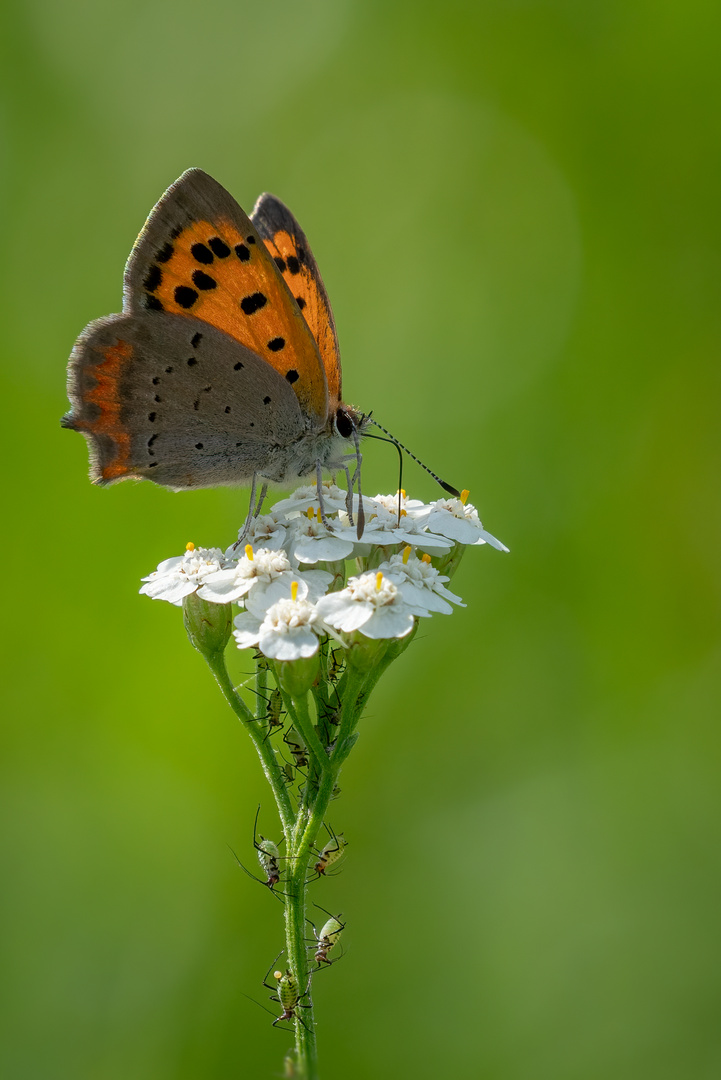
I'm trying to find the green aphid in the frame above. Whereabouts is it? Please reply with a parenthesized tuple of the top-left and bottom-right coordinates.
(265, 687, 284, 738)
(256, 836, 281, 887)
(263, 966, 310, 1030)
(313, 832, 347, 877)
(314, 915, 344, 966)
(284, 726, 309, 768)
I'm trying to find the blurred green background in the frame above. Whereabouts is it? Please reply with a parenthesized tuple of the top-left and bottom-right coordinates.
(2, 1, 720, 1077)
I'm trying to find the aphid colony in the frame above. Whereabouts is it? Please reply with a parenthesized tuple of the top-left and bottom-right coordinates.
(234, 660, 349, 1029)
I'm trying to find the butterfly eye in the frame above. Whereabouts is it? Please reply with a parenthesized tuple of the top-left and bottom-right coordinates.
(335, 406, 354, 439)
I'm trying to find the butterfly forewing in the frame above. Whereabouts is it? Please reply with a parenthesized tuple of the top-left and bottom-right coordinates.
(251, 193, 342, 411)
(123, 169, 329, 430)
(64, 312, 305, 488)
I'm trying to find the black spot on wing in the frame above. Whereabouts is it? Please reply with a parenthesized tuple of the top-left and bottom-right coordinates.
(192, 270, 217, 290)
(145, 295, 164, 311)
(286, 255, 300, 275)
(208, 236, 230, 258)
(155, 242, 174, 263)
(285, 369, 299, 384)
(268, 337, 285, 352)
(175, 286, 198, 308)
(191, 243, 214, 264)
(240, 292, 267, 315)
(235, 243, 251, 262)
(144, 265, 162, 291)
(191, 332, 203, 348)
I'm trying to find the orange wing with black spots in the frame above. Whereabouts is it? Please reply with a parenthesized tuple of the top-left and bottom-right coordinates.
(124, 169, 329, 430)
(251, 193, 342, 412)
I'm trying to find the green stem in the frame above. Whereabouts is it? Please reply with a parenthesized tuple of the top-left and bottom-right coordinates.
(294, 693, 331, 775)
(282, 668, 372, 1079)
(205, 651, 294, 838)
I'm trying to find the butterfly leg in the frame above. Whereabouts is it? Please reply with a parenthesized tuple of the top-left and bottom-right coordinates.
(315, 461, 335, 530)
(235, 473, 259, 546)
(253, 483, 268, 518)
(340, 464, 356, 527)
(349, 429, 365, 540)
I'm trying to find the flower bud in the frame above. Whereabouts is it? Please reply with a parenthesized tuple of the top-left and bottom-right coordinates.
(276, 652, 321, 696)
(345, 632, 389, 673)
(182, 594, 232, 657)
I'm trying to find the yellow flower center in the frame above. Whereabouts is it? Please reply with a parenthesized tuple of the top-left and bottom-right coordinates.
(245, 544, 254, 561)
(185, 541, 195, 551)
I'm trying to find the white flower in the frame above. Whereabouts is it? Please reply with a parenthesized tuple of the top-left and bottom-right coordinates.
(232, 573, 333, 654)
(336, 501, 452, 554)
(423, 493, 509, 551)
(381, 550, 465, 615)
(270, 482, 351, 518)
(139, 545, 224, 606)
(231, 512, 288, 552)
(287, 511, 356, 564)
(196, 546, 294, 604)
(369, 492, 427, 517)
(233, 585, 324, 660)
(315, 571, 415, 640)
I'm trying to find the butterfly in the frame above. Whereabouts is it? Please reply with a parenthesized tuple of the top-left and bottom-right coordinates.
(62, 169, 457, 531)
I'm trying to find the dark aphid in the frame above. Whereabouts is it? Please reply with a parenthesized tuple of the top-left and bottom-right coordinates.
(265, 686, 285, 741)
(328, 647, 344, 684)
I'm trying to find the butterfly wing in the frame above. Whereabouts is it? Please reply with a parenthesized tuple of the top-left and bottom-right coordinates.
(63, 312, 305, 488)
(123, 169, 329, 430)
(251, 193, 342, 412)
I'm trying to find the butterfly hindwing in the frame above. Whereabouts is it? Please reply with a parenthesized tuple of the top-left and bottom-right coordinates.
(124, 169, 329, 429)
(63, 312, 305, 488)
(251, 193, 342, 411)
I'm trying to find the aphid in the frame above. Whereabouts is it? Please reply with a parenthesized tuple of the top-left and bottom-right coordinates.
(312, 906, 345, 967)
(283, 726, 309, 769)
(261, 954, 312, 1031)
(307, 826, 348, 883)
(256, 834, 282, 887)
(231, 806, 290, 900)
(264, 686, 285, 741)
(328, 647, 344, 684)
(281, 762, 295, 786)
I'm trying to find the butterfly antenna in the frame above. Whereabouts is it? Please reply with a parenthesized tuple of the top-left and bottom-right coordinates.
(365, 417, 460, 498)
(362, 430, 404, 524)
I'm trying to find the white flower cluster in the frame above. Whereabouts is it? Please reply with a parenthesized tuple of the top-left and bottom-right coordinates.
(140, 486, 508, 661)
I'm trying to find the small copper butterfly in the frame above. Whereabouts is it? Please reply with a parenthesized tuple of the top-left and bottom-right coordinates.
(62, 169, 457, 526)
